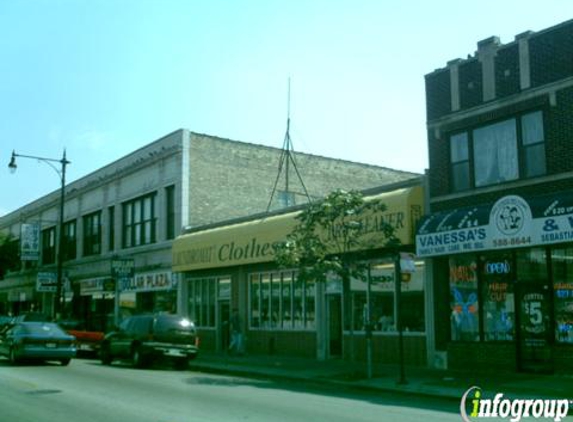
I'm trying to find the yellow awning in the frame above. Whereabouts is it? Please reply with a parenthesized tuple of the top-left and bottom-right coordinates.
(173, 186, 423, 272)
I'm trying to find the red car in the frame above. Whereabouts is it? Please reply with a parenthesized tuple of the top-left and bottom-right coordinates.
(58, 320, 104, 356)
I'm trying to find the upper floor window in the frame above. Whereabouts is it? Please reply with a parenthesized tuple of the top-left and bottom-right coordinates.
(108, 206, 115, 252)
(122, 193, 156, 248)
(83, 211, 102, 256)
(449, 111, 545, 192)
(62, 220, 77, 261)
(165, 185, 175, 240)
(450, 133, 470, 192)
(521, 111, 546, 178)
(41, 227, 56, 265)
(474, 119, 519, 187)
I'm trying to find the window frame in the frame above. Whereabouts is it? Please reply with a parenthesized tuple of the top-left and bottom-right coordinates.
(83, 211, 102, 257)
(448, 110, 546, 192)
(122, 192, 157, 249)
(62, 219, 77, 261)
(165, 185, 176, 240)
(41, 226, 56, 265)
(248, 270, 315, 331)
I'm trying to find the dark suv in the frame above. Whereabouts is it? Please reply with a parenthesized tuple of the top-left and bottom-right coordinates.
(100, 314, 199, 369)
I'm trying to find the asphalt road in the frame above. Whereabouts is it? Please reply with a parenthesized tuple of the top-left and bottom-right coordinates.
(0, 357, 463, 422)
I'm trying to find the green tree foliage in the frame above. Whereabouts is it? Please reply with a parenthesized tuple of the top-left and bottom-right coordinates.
(0, 233, 19, 279)
(273, 189, 400, 283)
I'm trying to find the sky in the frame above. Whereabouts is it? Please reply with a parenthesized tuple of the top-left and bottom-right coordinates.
(1, 0, 571, 217)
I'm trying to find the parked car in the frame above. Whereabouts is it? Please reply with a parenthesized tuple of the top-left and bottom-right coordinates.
(0, 322, 76, 366)
(100, 314, 199, 369)
(12, 312, 50, 323)
(57, 320, 104, 357)
(0, 315, 13, 331)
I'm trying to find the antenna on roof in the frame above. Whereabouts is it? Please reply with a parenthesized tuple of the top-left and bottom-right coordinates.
(266, 78, 311, 212)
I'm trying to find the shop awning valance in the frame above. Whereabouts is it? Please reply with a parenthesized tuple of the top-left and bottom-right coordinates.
(173, 186, 424, 272)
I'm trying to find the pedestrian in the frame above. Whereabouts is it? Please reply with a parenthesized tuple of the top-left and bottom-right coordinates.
(228, 308, 243, 355)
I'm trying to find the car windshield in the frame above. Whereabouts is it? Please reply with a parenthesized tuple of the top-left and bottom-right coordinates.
(21, 323, 67, 336)
(155, 317, 194, 333)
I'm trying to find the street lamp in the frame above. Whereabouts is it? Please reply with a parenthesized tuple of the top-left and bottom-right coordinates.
(8, 149, 70, 319)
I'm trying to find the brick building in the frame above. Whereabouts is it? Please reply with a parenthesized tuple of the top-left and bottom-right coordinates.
(418, 19, 573, 372)
(0, 129, 418, 331)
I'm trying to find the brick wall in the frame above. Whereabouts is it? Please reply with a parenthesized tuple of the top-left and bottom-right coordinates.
(425, 69, 451, 121)
(246, 330, 316, 358)
(344, 334, 427, 366)
(188, 133, 418, 226)
(529, 23, 573, 87)
(459, 59, 483, 110)
(448, 342, 517, 372)
(495, 44, 520, 99)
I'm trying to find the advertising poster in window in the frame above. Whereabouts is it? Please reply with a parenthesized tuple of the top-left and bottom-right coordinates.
(449, 257, 479, 341)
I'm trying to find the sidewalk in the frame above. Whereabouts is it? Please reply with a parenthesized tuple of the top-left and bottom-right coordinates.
(189, 351, 573, 401)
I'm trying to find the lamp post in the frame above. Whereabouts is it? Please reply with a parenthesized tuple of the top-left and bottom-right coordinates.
(9, 150, 70, 319)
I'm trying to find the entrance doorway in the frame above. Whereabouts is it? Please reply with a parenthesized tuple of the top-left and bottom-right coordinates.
(218, 300, 230, 352)
(516, 283, 553, 373)
(327, 295, 343, 357)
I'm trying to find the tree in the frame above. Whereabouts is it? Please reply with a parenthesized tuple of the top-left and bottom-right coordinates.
(0, 233, 20, 280)
(273, 189, 401, 363)
(274, 189, 399, 284)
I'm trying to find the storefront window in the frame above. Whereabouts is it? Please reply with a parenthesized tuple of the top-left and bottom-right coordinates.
(449, 256, 479, 341)
(249, 270, 314, 330)
(250, 274, 260, 328)
(282, 273, 292, 328)
(260, 274, 271, 328)
(305, 282, 315, 329)
(293, 276, 304, 328)
(187, 276, 222, 328)
(350, 261, 425, 333)
(270, 273, 281, 328)
(481, 254, 515, 341)
(551, 248, 573, 344)
(516, 248, 548, 282)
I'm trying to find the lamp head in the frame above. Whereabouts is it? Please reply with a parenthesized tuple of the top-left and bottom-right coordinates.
(8, 151, 17, 173)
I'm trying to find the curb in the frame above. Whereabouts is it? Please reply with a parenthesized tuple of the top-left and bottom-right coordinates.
(188, 362, 463, 402)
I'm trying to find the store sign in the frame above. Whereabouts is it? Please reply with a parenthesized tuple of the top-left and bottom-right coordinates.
(80, 278, 114, 295)
(20, 223, 40, 261)
(111, 258, 135, 292)
(121, 271, 175, 292)
(36, 272, 57, 292)
(416, 192, 573, 257)
(351, 264, 424, 292)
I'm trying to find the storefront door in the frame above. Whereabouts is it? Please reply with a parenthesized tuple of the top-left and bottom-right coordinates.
(327, 295, 343, 357)
(516, 283, 553, 373)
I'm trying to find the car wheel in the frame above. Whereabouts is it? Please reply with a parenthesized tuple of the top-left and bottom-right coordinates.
(8, 348, 19, 365)
(60, 358, 71, 366)
(174, 358, 189, 370)
(100, 344, 112, 365)
(132, 346, 146, 369)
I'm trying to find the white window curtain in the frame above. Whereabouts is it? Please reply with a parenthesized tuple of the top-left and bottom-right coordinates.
(473, 119, 518, 187)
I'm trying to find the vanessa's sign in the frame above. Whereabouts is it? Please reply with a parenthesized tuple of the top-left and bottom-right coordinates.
(417, 193, 573, 257)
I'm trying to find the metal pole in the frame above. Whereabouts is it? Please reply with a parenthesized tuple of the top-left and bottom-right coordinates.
(8, 149, 70, 320)
(395, 253, 407, 385)
(54, 151, 67, 320)
(366, 265, 373, 379)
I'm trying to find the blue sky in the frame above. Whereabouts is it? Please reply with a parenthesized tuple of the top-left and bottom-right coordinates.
(1, 0, 570, 216)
